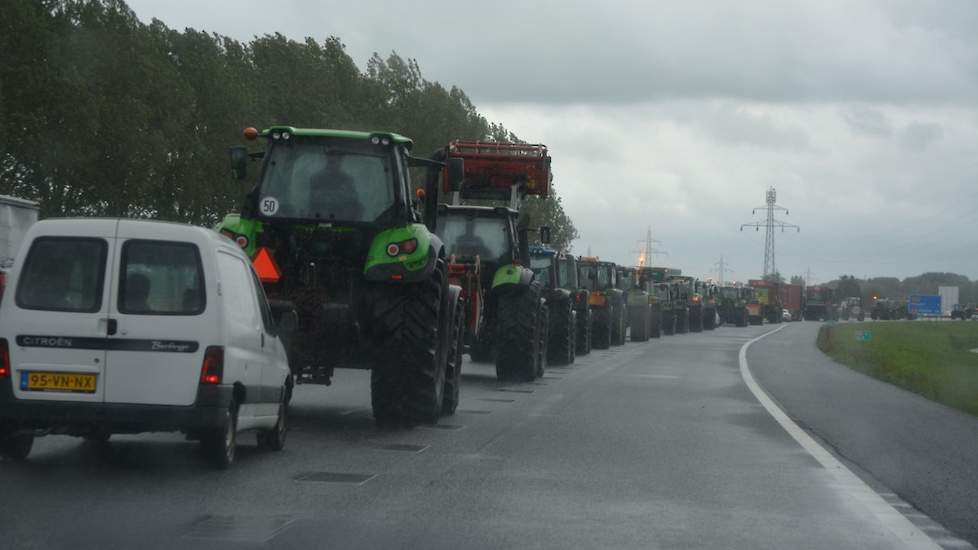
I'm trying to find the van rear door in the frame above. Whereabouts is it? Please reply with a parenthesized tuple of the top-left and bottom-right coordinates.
(102, 222, 213, 406)
(6, 220, 118, 403)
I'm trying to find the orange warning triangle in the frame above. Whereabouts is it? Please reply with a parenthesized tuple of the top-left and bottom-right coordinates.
(252, 247, 281, 284)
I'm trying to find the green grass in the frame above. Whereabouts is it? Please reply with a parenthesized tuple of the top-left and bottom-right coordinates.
(817, 322, 978, 417)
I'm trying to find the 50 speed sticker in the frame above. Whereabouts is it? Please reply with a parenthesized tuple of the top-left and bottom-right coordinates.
(260, 196, 279, 216)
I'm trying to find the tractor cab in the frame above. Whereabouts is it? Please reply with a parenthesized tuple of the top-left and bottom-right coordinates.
(437, 205, 520, 288)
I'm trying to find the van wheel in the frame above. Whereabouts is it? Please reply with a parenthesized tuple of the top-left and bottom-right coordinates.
(0, 432, 33, 461)
(203, 400, 238, 469)
(258, 397, 288, 452)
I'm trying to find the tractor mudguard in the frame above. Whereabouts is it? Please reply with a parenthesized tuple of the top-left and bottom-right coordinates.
(216, 213, 262, 257)
(544, 287, 572, 305)
(363, 224, 443, 283)
(573, 289, 591, 312)
(626, 290, 650, 307)
(490, 263, 534, 291)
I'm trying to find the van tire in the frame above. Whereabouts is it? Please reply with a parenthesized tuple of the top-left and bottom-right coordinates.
(495, 281, 543, 382)
(203, 400, 237, 469)
(257, 396, 288, 451)
(442, 292, 465, 416)
(0, 432, 33, 461)
(370, 259, 447, 426)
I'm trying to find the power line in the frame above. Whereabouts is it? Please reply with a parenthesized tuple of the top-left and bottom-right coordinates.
(634, 226, 668, 267)
(713, 256, 733, 285)
(740, 187, 800, 277)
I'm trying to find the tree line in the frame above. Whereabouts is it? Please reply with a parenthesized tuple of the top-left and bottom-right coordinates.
(0, 0, 578, 249)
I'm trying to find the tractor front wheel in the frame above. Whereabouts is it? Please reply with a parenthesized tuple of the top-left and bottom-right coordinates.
(591, 308, 612, 349)
(576, 308, 592, 355)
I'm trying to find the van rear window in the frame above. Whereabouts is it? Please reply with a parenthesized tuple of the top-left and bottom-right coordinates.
(119, 240, 205, 315)
(16, 237, 108, 313)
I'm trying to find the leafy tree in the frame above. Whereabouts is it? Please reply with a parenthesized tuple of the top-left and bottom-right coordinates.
(763, 271, 784, 283)
(790, 275, 805, 286)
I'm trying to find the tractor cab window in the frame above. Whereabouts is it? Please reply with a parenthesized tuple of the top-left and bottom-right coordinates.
(595, 266, 614, 289)
(558, 258, 578, 289)
(618, 271, 635, 291)
(530, 255, 554, 288)
(654, 284, 670, 301)
(436, 214, 513, 266)
(721, 287, 739, 300)
(258, 139, 396, 224)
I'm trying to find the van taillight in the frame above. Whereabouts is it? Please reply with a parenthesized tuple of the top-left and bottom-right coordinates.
(199, 346, 224, 385)
(0, 338, 9, 378)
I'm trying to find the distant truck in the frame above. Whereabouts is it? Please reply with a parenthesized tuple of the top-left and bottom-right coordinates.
(939, 286, 959, 317)
(778, 283, 803, 321)
(749, 279, 783, 324)
(804, 286, 836, 321)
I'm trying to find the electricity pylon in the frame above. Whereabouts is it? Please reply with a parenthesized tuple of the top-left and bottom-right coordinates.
(740, 187, 799, 277)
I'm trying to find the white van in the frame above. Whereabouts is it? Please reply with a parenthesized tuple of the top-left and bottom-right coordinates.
(0, 219, 292, 469)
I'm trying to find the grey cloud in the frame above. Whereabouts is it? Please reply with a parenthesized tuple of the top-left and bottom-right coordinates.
(126, 0, 978, 106)
(899, 122, 944, 151)
(843, 106, 893, 137)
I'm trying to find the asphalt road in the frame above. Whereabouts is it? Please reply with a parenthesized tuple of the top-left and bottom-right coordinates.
(0, 323, 954, 549)
(748, 321, 978, 547)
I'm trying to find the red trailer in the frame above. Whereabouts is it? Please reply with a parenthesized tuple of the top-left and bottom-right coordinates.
(779, 284, 803, 321)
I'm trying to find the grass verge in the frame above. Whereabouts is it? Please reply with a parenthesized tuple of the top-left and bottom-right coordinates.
(817, 322, 978, 417)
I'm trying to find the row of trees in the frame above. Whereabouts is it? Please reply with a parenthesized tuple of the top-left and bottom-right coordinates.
(825, 273, 978, 306)
(765, 271, 978, 306)
(0, 0, 577, 249)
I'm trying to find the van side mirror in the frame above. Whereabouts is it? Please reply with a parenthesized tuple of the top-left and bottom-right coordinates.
(230, 146, 248, 180)
(539, 225, 551, 244)
(447, 157, 464, 192)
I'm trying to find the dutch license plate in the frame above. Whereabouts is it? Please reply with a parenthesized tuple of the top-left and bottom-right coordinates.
(22, 371, 97, 393)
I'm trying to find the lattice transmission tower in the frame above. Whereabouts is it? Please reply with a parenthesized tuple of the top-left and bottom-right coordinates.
(740, 187, 799, 277)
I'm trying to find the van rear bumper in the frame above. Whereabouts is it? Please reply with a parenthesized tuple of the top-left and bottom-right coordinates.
(0, 380, 233, 435)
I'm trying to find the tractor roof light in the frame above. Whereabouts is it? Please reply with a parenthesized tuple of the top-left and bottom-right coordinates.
(243, 127, 259, 140)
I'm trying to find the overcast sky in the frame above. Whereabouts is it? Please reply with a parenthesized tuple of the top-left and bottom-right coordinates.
(128, 0, 978, 283)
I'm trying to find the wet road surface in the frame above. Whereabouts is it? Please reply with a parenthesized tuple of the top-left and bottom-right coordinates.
(0, 323, 955, 549)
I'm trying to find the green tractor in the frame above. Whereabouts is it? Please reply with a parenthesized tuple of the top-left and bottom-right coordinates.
(529, 244, 577, 365)
(218, 126, 466, 426)
(564, 255, 592, 355)
(623, 266, 655, 342)
(435, 140, 553, 382)
(671, 276, 697, 333)
(578, 257, 627, 348)
(695, 280, 720, 330)
(636, 268, 663, 339)
(718, 285, 751, 327)
(437, 205, 548, 381)
(649, 267, 683, 335)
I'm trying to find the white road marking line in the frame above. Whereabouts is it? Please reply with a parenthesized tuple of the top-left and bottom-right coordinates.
(619, 374, 681, 379)
(739, 325, 942, 550)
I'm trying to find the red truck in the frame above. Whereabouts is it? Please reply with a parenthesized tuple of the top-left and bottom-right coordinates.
(779, 284, 803, 321)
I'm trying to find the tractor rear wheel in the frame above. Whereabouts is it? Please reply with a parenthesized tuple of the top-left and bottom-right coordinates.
(610, 303, 625, 346)
(536, 305, 549, 378)
(442, 292, 465, 416)
(630, 306, 649, 342)
(575, 309, 592, 355)
(369, 259, 448, 426)
(495, 282, 544, 382)
(703, 309, 716, 330)
(591, 308, 612, 349)
(548, 299, 575, 365)
(650, 309, 661, 338)
(690, 307, 703, 333)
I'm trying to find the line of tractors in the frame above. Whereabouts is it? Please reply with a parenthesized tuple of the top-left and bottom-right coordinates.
(215, 126, 854, 429)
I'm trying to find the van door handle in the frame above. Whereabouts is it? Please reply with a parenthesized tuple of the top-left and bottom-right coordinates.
(107, 319, 118, 336)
